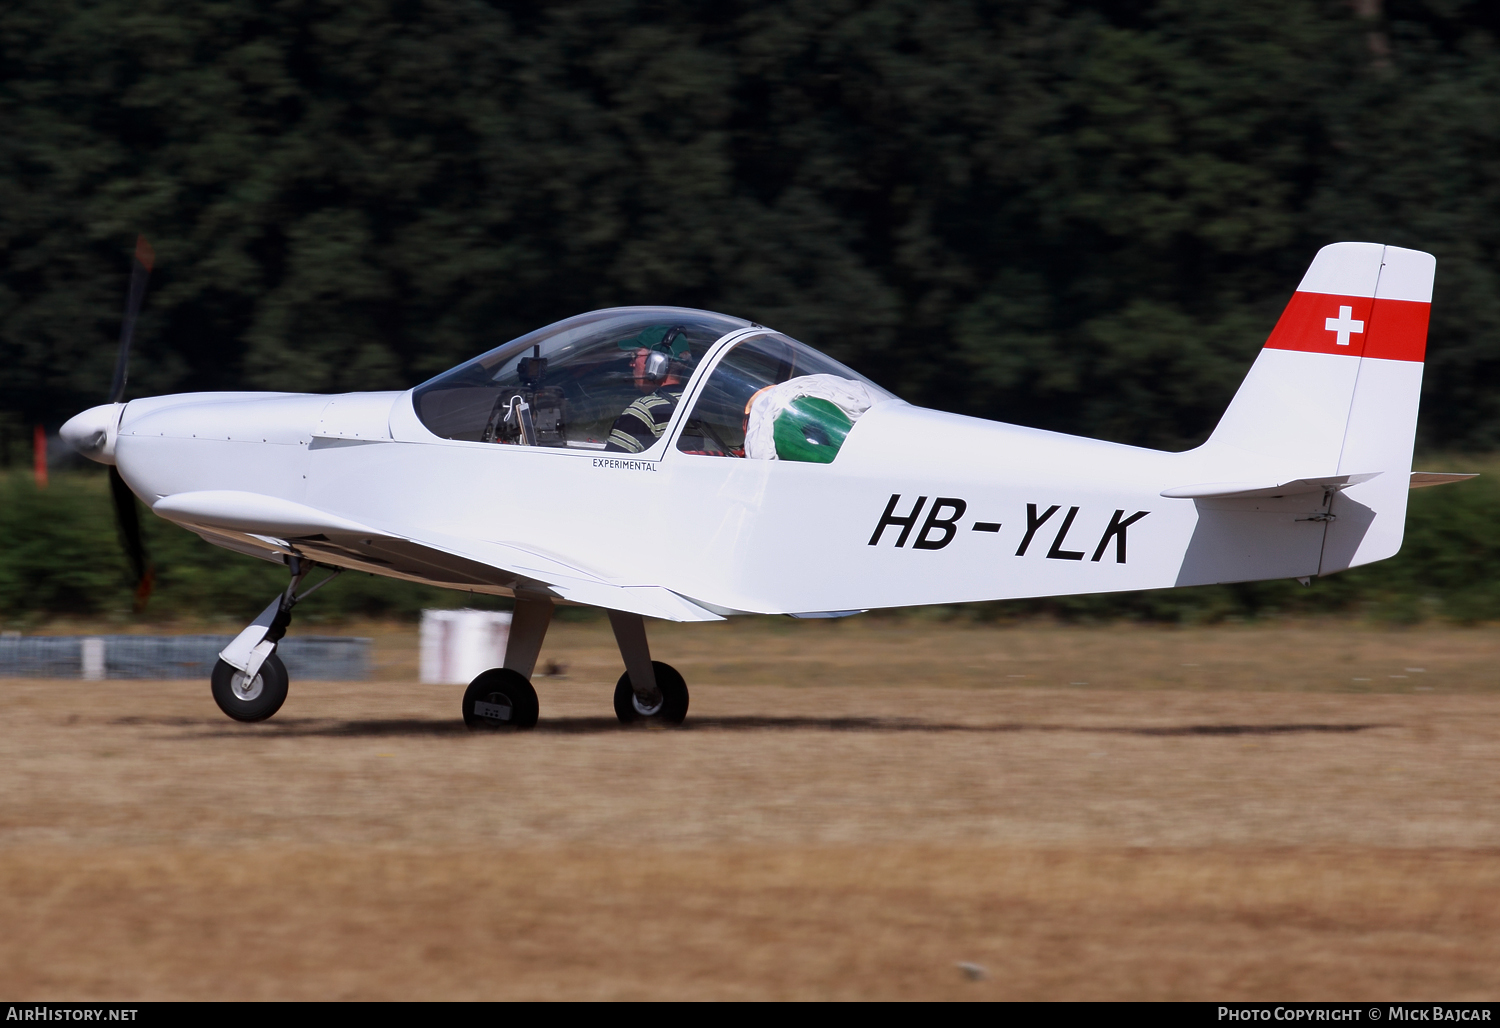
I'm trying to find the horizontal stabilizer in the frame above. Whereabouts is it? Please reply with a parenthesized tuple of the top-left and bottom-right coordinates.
(1410, 472, 1479, 489)
(1160, 473, 1381, 501)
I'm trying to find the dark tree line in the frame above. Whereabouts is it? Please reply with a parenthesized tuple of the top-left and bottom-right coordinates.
(5, 0, 1500, 451)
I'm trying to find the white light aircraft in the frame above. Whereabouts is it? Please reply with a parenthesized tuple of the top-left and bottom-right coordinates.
(62, 240, 1471, 726)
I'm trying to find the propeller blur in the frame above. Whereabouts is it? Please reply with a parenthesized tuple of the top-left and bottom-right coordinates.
(63, 236, 157, 611)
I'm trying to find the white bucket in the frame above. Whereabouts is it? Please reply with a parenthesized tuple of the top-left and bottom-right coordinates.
(419, 610, 512, 684)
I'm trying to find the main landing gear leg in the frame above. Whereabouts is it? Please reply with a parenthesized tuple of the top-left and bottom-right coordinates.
(211, 556, 340, 723)
(462, 592, 552, 730)
(609, 610, 688, 725)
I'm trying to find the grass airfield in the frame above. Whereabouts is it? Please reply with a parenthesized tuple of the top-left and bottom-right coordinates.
(2, 616, 1499, 1000)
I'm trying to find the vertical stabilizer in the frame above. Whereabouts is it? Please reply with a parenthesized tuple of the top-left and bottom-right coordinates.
(1200, 242, 1433, 573)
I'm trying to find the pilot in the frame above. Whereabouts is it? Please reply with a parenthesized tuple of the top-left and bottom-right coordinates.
(604, 326, 692, 453)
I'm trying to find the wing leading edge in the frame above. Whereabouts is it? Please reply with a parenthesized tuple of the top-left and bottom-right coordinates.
(151, 490, 726, 622)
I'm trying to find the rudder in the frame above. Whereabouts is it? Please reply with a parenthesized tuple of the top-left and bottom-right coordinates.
(1323, 245, 1433, 572)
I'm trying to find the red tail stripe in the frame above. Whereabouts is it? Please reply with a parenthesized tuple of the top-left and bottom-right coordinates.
(1364, 299, 1430, 362)
(1263, 291, 1429, 363)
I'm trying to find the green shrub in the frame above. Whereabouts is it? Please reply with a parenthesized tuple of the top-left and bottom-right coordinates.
(0, 470, 508, 623)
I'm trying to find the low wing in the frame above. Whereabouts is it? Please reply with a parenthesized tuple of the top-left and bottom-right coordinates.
(151, 490, 725, 622)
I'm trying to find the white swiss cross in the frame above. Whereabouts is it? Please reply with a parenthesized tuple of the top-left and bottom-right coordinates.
(1324, 305, 1365, 347)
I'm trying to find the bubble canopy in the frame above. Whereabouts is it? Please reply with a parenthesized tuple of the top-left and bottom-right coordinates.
(411, 306, 893, 457)
(412, 307, 750, 448)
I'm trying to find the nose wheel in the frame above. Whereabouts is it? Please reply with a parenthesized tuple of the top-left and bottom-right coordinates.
(210, 653, 289, 722)
(614, 661, 689, 724)
(462, 668, 540, 729)
(210, 558, 340, 723)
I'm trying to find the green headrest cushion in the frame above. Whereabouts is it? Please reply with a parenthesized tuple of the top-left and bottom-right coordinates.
(772, 396, 854, 464)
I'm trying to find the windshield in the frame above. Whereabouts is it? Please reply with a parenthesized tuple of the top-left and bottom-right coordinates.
(413, 307, 750, 449)
(676, 332, 894, 462)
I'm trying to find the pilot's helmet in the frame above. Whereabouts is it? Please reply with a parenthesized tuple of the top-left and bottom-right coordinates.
(619, 325, 693, 382)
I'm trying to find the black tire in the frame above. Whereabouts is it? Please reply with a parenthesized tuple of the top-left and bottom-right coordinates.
(462, 668, 539, 730)
(210, 653, 289, 723)
(613, 661, 689, 725)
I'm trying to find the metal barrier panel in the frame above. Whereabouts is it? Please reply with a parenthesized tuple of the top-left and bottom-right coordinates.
(104, 635, 224, 680)
(0, 636, 81, 678)
(0, 636, 369, 680)
(278, 637, 370, 681)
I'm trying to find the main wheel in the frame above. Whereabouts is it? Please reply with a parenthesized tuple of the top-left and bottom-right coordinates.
(462, 668, 539, 729)
(613, 661, 688, 725)
(210, 653, 289, 723)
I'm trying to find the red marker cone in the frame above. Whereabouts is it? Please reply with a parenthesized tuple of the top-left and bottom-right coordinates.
(33, 424, 47, 489)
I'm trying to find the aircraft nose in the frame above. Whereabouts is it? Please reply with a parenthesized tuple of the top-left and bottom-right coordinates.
(60, 403, 125, 464)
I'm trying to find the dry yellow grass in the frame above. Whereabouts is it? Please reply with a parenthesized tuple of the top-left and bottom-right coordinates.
(2, 618, 1499, 999)
(3, 847, 1497, 1001)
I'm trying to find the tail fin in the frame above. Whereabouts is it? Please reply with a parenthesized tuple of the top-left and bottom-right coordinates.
(1203, 242, 1434, 572)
